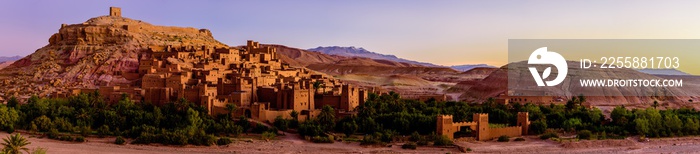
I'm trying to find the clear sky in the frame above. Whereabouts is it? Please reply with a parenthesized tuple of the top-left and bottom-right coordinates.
(2, 0, 700, 70)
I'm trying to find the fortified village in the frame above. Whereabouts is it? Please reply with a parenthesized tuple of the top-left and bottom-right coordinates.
(60, 7, 369, 123)
(41, 7, 530, 141)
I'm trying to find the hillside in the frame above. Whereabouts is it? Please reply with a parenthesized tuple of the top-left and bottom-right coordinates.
(457, 61, 700, 109)
(0, 61, 14, 70)
(0, 15, 226, 98)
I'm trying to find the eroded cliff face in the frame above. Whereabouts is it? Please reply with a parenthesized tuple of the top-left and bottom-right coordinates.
(0, 15, 226, 98)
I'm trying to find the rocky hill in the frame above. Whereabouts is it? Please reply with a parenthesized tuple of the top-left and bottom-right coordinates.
(0, 9, 480, 102)
(0, 14, 226, 98)
(0, 61, 14, 70)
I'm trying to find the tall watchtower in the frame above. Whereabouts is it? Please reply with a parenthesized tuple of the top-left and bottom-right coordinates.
(110, 7, 122, 17)
(517, 112, 530, 135)
(474, 113, 489, 141)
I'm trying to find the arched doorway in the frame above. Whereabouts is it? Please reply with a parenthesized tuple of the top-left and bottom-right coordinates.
(245, 109, 252, 118)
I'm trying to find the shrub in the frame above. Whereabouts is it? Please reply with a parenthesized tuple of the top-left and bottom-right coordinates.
(497, 135, 510, 142)
(416, 140, 429, 146)
(261, 131, 276, 140)
(97, 125, 111, 138)
(402, 142, 417, 150)
(59, 135, 74, 141)
(217, 137, 232, 145)
(132, 132, 157, 144)
(33, 116, 53, 132)
(298, 122, 324, 137)
(189, 131, 216, 146)
(47, 128, 59, 139)
(273, 116, 289, 131)
(253, 124, 270, 134)
(578, 130, 593, 140)
(79, 125, 91, 137)
(540, 132, 559, 140)
(514, 137, 525, 141)
(467, 148, 472, 151)
(75, 136, 86, 142)
(115, 136, 126, 145)
(5, 125, 14, 134)
(360, 134, 381, 145)
(433, 135, 453, 146)
(409, 131, 422, 142)
(311, 136, 334, 143)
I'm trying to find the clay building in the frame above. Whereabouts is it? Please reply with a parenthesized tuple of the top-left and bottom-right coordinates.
(132, 39, 368, 122)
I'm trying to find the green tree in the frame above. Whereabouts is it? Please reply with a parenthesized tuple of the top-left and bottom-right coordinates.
(0, 106, 19, 131)
(313, 81, 322, 94)
(6, 96, 18, 108)
(652, 101, 659, 109)
(1, 133, 30, 154)
(611, 106, 631, 126)
(32, 116, 52, 132)
(562, 118, 582, 132)
(290, 110, 299, 120)
(273, 116, 289, 131)
(225, 103, 237, 119)
(318, 105, 335, 131)
(684, 118, 699, 135)
(529, 119, 548, 135)
(634, 118, 650, 136)
(341, 120, 358, 137)
(664, 114, 682, 135)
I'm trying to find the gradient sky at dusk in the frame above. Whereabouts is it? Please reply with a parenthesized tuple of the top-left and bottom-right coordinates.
(2, 0, 700, 73)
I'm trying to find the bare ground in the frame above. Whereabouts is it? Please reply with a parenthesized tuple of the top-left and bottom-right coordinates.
(456, 135, 700, 154)
(1, 132, 458, 154)
(7, 132, 700, 154)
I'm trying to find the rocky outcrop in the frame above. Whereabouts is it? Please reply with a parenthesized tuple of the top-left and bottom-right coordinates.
(0, 15, 227, 99)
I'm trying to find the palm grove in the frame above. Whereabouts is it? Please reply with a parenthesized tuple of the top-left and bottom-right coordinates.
(0, 91, 698, 146)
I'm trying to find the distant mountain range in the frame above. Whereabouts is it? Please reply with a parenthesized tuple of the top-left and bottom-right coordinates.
(449, 64, 496, 72)
(0, 56, 21, 63)
(637, 69, 690, 76)
(307, 46, 494, 71)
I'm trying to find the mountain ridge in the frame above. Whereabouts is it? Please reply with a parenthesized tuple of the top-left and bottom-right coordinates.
(307, 46, 493, 71)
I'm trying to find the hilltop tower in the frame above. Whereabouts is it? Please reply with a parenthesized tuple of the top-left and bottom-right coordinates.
(110, 7, 122, 17)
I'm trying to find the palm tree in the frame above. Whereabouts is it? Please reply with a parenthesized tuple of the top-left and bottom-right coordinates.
(2, 133, 30, 154)
(312, 81, 322, 94)
(225, 103, 237, 119)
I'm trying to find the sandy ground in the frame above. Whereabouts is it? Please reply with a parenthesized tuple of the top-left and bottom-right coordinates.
(1, 132, 458, 154)
(457, 136, 700, 154)
(7, 132, 700, 154)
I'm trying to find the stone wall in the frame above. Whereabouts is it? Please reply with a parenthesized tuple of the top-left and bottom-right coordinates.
(489, 126, 523, 140)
